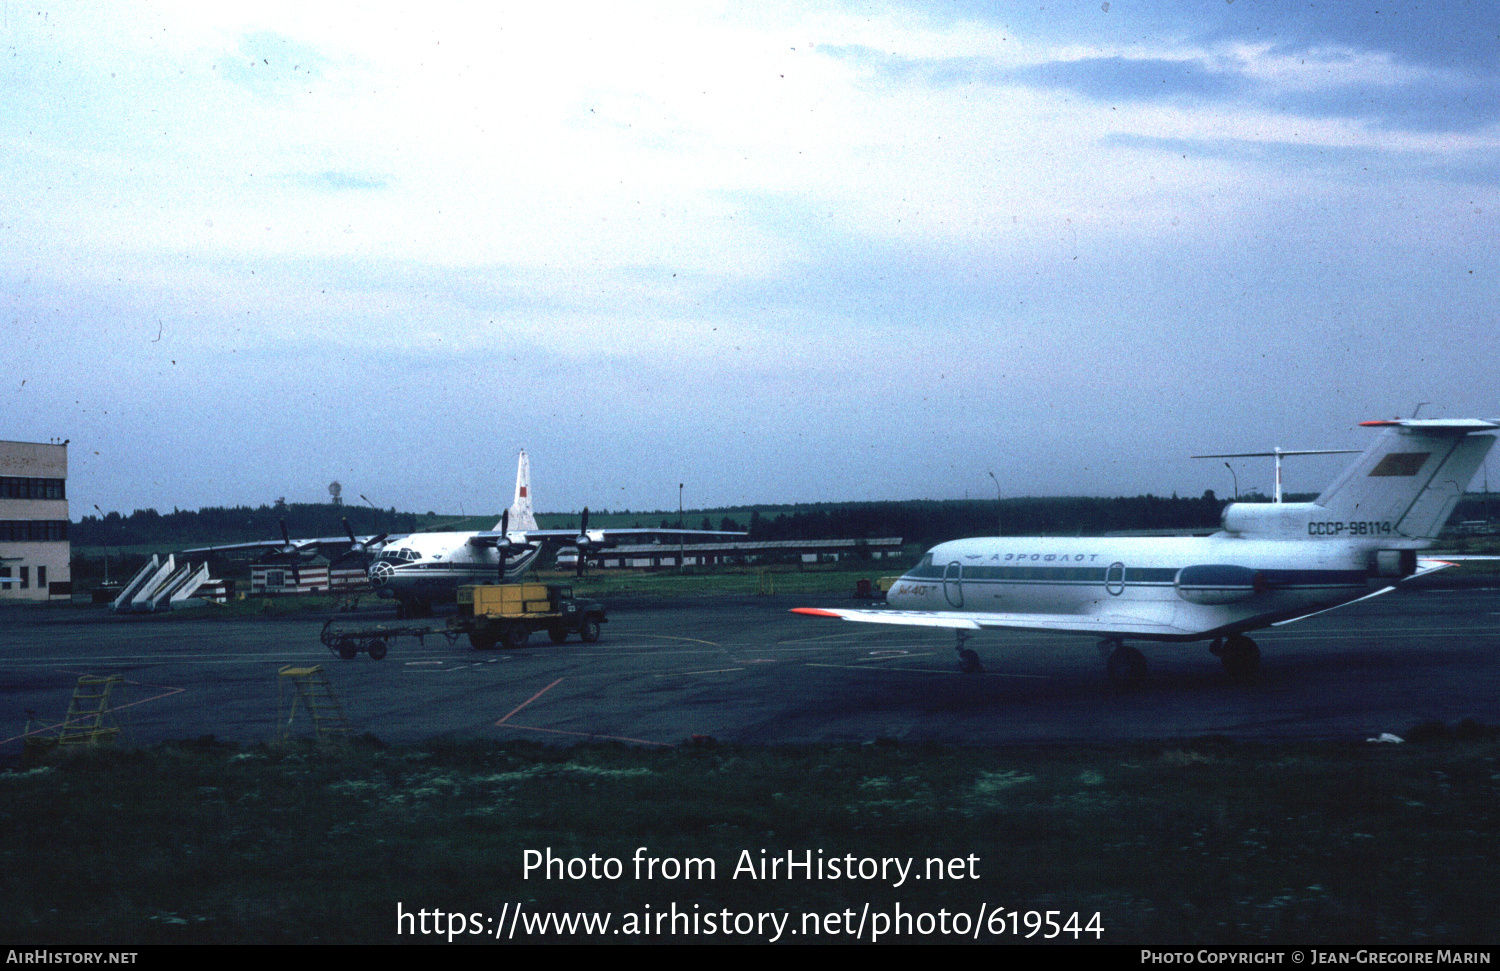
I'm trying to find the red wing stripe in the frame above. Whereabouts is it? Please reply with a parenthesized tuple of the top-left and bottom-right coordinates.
(790, 608, 843, 618)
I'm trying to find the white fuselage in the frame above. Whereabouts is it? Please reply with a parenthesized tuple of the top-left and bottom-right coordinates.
(887, 533, 1401, 641)
(367, 532, 542, 602)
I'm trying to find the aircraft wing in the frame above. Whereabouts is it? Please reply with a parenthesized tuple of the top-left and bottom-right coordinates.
(1267, 556, 1492, 628)
(790, 607, 1192, 639)
(1415, 555, 1500, 569)
(513, 528, 747, 541)
(181, 534, 398, 556)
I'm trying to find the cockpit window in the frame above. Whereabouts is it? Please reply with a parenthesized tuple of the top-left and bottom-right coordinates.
(378, 548, 420, 562)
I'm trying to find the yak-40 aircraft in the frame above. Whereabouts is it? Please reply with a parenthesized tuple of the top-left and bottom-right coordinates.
(191, 451, 743, 617)
(795, 418, 1498, 684)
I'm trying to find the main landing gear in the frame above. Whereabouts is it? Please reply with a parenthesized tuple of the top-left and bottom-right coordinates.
(954, 630, 985, 674)
(1209, 634, 1261, 680)
(1101, 639, 1147, 688)
(394, 599, 434, 620)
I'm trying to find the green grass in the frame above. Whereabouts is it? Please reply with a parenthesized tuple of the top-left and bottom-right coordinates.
(2, 730, 1496, 944)
(558, 561, 901, 602)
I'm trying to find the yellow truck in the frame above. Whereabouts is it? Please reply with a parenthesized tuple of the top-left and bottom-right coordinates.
(452, 583, 607, 650)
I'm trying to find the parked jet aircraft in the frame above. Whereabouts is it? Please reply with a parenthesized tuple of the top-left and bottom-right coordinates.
(191, 451, 744, 617)
(795, 418, 1498, 684)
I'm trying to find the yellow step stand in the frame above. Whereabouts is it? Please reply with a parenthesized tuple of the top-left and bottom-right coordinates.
(56, 675, 124, 748)
(277, 665, 352, 744)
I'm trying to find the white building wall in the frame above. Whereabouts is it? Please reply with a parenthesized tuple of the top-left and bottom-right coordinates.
(0, 440, 70, 602)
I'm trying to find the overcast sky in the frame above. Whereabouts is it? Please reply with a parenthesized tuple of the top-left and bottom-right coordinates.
(5, 2, 1497, 516)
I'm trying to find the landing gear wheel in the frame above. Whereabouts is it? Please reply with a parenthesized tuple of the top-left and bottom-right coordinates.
(503, 623, 530, 649)
(548, 626, 569, 644)
(957, 648, 985, 674)
(336, 638, 358, 661)
(1217, 634, 1260, 680)
(469, 631, 498, 650)
(580, 618, 602, 643)
(1106, 643, 1147, 688)
(367, 639, 388, 661)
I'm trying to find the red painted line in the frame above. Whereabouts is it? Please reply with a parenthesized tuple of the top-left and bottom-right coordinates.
(495, 678, 563, 726)
(102, 687, 186, 715)
(497, 722, 675, 748)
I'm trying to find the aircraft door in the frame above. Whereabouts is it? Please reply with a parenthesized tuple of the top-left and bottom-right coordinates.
(943, 561, 964, 608)
(1105, 561, 1126, 596)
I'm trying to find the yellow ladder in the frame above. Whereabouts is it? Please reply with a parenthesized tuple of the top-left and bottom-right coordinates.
(277, 665, 352, 743)
(57, 675, 123, 747)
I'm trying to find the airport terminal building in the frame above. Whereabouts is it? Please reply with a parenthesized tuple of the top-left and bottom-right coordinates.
(0, 439, 70, 601)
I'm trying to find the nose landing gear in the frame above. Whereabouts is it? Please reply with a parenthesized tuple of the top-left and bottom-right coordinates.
(1101, 638, 1147, 688)
(954, 630, 985, 674)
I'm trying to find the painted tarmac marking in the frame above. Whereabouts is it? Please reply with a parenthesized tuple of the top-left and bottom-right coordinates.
(496, 678, 563, 726)
(805, 662, 1050, 679)
(497, 723, 674, 747)
(632, 634, 722, 647)
(653, 667, 745, 677)
(490, 676, 674, 747)
(775, 628, 908, 646)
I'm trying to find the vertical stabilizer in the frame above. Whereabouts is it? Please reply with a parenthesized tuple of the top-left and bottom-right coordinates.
(1314, 421, 1496, 540)
(499, 449, 539, 532)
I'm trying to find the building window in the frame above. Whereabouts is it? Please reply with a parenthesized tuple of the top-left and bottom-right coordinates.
(0, 521, 69, 541)
(37, 566, 45, 588)
(19, 566, 28, 589)
(0, 477, 65, 499)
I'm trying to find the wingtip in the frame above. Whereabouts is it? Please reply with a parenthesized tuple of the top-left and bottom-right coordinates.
(790, 607, 842, 618)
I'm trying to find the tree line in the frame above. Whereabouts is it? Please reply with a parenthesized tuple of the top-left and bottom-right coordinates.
(72, 490, 1500, 553)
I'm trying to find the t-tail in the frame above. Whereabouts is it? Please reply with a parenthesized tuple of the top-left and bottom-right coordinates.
(1219, 419, 1497, 544)
(497, 449, 539, 532)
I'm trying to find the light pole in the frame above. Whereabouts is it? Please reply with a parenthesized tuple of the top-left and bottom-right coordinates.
(678, 483, 685, 572)
(1224, 462, 1239, 502)
(987, 471, 1002, 537)
(93, 504, 110, 586)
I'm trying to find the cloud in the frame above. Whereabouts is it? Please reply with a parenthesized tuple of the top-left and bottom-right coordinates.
(290, 171, 389, 191)
(1006, 55, 1247, 103)
(217, 31, 329, 98)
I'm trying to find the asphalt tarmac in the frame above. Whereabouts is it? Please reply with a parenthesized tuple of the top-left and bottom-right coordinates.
(3, 586, 1498, 751)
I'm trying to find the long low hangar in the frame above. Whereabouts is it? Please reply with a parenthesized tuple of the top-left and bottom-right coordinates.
(592, 537, 904, 569)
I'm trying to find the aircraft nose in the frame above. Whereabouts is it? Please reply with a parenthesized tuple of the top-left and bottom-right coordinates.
(369, 561, 395, 587)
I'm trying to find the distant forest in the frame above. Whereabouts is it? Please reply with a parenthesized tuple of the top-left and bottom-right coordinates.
(72, 489, 1266, 551)
(70, 489, 1500, 553)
